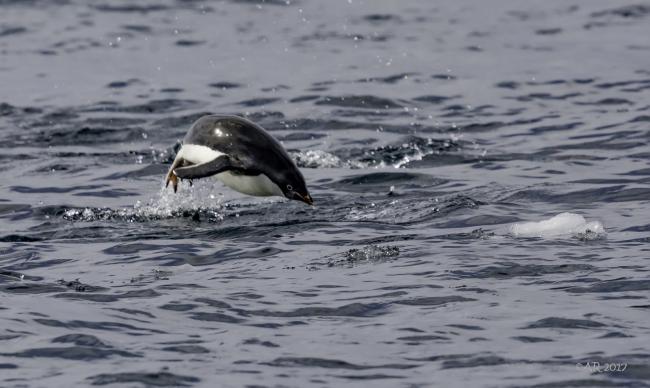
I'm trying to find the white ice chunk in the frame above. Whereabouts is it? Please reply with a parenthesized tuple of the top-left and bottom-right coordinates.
(509, 212, 605, 239)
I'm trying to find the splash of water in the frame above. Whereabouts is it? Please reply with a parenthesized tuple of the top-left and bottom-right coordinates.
(63, 180, 226, 222)
(291, 149, 365, 169)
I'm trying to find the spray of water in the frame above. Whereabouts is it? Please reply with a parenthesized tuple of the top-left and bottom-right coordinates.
(63, 180, 227, 222)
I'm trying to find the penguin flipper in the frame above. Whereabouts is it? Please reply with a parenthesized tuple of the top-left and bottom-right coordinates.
(173, 155, 235, 180)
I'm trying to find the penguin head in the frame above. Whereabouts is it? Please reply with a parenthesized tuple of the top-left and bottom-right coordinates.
(278, 173, 313, 206)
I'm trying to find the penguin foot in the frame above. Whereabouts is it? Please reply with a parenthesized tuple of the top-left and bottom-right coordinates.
(165, 171, 179, 192)
(166, 157, 190, 193)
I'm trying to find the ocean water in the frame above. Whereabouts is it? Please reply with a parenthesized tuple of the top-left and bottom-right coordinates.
(1, 1, 649, 387)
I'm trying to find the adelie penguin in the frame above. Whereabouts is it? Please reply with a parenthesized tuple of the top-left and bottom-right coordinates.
(165, 115, 313, 205)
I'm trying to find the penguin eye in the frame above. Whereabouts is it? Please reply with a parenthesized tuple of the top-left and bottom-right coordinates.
(286, 184, 293, 191)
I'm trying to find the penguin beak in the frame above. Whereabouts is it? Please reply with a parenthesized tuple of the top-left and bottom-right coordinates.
(292, 192, 313, 205)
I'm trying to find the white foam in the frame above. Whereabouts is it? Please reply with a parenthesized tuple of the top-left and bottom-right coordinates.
(290, 150, 365, 169)
(509, 212, 605, 239)
(289, 138, 455, 170)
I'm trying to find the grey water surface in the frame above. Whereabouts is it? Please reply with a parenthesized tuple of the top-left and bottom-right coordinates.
(1, 1, 649, 387)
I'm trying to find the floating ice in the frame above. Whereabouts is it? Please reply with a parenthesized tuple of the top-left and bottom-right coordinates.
(509, 212, 605, 240)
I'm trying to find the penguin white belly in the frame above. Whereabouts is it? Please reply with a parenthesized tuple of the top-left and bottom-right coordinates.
(215, 171, 283, 197)
(176, 144, 224, 165)
(176, 144, 283, 197)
